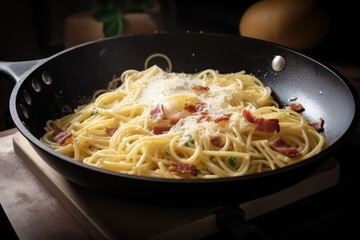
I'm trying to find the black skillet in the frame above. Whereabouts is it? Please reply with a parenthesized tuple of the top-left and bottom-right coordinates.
(1, 32, 359, 205)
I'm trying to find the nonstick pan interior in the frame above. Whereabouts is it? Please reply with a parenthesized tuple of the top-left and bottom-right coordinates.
(7, 33, 360, 204)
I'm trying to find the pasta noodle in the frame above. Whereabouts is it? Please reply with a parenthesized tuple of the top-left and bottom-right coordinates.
(41, 65, 327, 179)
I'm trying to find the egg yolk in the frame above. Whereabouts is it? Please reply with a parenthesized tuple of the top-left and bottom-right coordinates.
(162, 95, 198, 120)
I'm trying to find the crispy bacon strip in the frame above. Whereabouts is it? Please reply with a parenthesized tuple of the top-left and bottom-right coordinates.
(211, 136, 225, 147)
(242, 109, 255, 123)
(268, 137, 301, 158)
(152, 122, 173, 135)
(308, 118, 324, 132)
(184, 104, 197, 113)
(169, 162, 199, 176)
(52, 128, 72, 145)
(189, 85, 209, 92)
(183, 102, 208, 114)
(285, 103, 305, 113)
(243, 110, 280, 132)
(254, 118, 280, 132)
(197, 114, 212, 123)
(214, 114, 231, 123)
(150, 104, 164, 121)
(105, 127, 118, 136)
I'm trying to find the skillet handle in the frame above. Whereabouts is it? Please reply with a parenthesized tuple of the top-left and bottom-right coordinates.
(0, 59, 47, 84)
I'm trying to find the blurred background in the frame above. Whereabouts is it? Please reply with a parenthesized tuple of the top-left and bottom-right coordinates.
(1, 0, 359, 131)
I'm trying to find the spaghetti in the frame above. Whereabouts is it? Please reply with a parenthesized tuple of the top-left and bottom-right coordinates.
(41, 65, 327, 179)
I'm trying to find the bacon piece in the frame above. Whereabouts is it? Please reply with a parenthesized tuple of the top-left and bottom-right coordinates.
(189, 85, 209, 92)
(153, 125, 171, 135)
(268, 137, 301, 158)
(197, 114, 212, 123)
(169, 162, 199, 176)
(254, 118, 280, 132)
(285, 103, 305, 113)
(152, 122, 173, 135)
(52, 128, 72, 145)
(105, 127, 118, 136)
(308, 118, 324, 132)
(183, 104, 197, 113)
(242, 109, 255, 123)
(150, 104, 164, 121)
(214, 114, 231, 123)
(211, 136, 225, 147)
(243, 109, 279, 132)
(183, 102, 208, 114)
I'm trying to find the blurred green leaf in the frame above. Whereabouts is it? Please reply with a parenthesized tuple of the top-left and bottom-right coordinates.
(92, 0, 150, 37)
(93, 1, 123, 37)
(103, 12, 123, 37)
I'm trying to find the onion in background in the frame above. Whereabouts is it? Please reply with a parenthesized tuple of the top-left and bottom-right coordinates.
(239, 0, 330, 52)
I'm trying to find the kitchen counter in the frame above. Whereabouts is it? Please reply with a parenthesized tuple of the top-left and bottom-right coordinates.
(0, 129, 92, 240)
(1, 61, 359, 239)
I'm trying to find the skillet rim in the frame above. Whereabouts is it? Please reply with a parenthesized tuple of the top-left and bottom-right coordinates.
(8, 31, 360, 184)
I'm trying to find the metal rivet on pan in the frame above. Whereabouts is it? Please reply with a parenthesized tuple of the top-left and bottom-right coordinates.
(19, 103, 29, 119)
(31, 78, 42, 92)
(42, 71, 53, 85)
(272, 55, 286, 72)
(23, 90, 32, 105)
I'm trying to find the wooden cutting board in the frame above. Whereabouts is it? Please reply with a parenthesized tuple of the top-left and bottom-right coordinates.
(12, 132, 339, 240)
